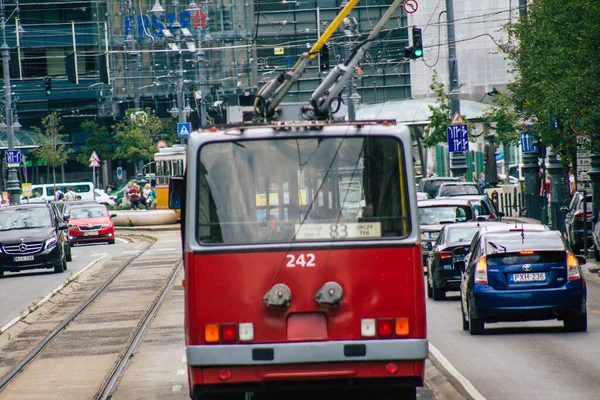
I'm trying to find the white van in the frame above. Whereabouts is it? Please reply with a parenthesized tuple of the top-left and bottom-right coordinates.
(21, 182, 95, 203)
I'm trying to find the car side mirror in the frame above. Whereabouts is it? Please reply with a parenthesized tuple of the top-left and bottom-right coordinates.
(476, 216, 486, 222)
(110, 214, 118, 218)
(62, 215, 69, 221)
(454, 260, 466, 271)
(422, 242, 433, 251)
(453, 248, 466, 256)
(560, 206, 570, 212)
(576, 256, 587, 265)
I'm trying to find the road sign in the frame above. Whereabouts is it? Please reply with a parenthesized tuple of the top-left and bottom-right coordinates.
(178, 122, 191, 137)
(89, 150, 100, 162)
(89, 160, 101, 168)
(520, 131, 538, 153)
(447, 124, 469, 152)
(5, 150, 21, 164)
(403, 0, 418, 14)
(450, 112, 465, 125)
(117, 166, 123, 179)
(156, 140, 168, 150)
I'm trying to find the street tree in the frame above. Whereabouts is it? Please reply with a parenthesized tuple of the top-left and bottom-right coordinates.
(502, 0, 600, 162)
(112, 108, 165, 172)
(32, 112, 73, 186)
(480, 90, 521, 148)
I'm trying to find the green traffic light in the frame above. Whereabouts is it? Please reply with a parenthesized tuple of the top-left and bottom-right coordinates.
(414, 49, 423, 57)
(46, 90, 51, 96)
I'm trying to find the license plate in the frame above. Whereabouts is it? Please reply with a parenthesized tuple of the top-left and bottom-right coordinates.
(14, 255, 34, 262)
(428, 232, 439, 239)
(513, 272, 546, 282)
(83, 231, 98, 236)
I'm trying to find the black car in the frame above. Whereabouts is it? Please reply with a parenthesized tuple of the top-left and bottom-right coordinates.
(452, 195, 504, 221)
(0, 202, 69, 277)
(434, 182, 482, 198)
(426, 221, 505, 300)
(417, 177, 461, 199)
(562, 192, 593, 254)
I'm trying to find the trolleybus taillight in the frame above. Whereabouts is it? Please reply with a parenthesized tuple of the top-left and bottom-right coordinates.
(204, 323, 255, 343)
(361, 318, 409, 338)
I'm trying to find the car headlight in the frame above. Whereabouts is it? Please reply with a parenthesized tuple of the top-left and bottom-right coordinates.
(101, 223, 112, 228)
(45, 237, 58, 249)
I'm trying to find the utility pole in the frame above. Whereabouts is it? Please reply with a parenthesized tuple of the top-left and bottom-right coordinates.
(1, 0, 20, 204)
(445, 0, 466, 178)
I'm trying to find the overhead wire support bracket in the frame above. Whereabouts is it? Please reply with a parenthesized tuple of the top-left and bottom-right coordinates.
(253, 0, 361, 120)
(306, 0, 405, 120)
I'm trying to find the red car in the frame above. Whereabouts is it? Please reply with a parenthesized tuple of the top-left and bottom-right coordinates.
(67, 204, 116, 245)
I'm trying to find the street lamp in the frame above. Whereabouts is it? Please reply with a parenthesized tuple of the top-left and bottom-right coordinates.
(1, 0, 22, 204)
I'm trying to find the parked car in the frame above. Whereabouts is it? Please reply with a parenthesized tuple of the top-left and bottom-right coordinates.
(0, 202, 69, 277)
(426, 221, 506, 300)
(20, 182, 95, 203)
(418, 198, 477, 270)
(94, 189, 117, 206)
(434, 182, 482, 198)
(417, 177, 461, 199)
(452, 195, 504, 221)
(562, 192, 593, 254)
(67, 203, 117, 245)
(457, 223, 587, 335)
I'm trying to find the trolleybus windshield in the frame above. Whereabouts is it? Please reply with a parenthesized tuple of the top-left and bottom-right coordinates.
(195, 136, 411, 244)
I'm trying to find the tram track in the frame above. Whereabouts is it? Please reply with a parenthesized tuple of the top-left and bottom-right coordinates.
(0, 235, 183, 399)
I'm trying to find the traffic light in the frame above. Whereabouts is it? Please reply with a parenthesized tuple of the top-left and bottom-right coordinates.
(319, 45, 330, 72)
(44, 77, 52, 96)
(404, 26, 423, 60)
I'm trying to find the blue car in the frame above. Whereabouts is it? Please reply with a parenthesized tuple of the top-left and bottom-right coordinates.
(457, 223, 587, 335)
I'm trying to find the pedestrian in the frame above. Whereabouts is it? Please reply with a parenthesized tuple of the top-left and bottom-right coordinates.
(143, 183, 155, 210)
(54, 187, 64, 201)
(568, 168, 576, 196)
(64, 187, 76, 201)
(123, 181, 133, 207)
(478, 173, 488, 191)
(129, 183, 141, 209)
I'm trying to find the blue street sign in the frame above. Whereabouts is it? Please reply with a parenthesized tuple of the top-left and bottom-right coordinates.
(520, 131, 538, 153)
(447, 124, 469, 152)
(5, 150, 22, 164)
(117, 166, 123, 179)
(177, 122, 191, 137)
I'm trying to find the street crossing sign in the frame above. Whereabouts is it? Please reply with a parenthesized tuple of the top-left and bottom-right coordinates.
(520, 131, 538, 153)
(89, 150, 100, 162)
(5, 150, 22, 164)
(447, 124, 469, 152)
(178, 122, 191, 137)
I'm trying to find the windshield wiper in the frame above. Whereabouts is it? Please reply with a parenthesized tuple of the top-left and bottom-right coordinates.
(488, 241, 507, 253)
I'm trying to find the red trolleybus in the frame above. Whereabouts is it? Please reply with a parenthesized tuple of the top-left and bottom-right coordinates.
(173, 121, 427, 399)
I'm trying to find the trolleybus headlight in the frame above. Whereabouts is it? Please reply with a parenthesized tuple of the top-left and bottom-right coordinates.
(377, 319, 393, 337)
(361, 319, 376, 337)
(238, 323, 254, 341)
(205, 324, 220, 343)
(222, 324, 237, 342)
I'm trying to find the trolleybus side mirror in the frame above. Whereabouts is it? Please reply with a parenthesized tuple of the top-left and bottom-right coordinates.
(169, 176, 184, 210)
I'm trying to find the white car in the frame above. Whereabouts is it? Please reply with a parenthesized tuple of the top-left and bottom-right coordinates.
(94, 189, 116, 206)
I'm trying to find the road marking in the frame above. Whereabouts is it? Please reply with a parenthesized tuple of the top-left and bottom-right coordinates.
(172, 385, 183, 392)
(429, 343, 486, 400)
(148, 247, 180, 252)
(182, 354, 187, 363)
(177, 369, 186, 376)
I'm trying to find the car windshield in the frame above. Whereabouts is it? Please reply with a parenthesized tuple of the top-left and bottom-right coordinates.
(70, 206, 108, 219)
(418, 205, 472, 225)
(0, 207, 52, 230)
(448, 226, 480, 244)
(484, 231, 565, 253)
(195, 136, 411, 244)
(438, 185, 480, 197)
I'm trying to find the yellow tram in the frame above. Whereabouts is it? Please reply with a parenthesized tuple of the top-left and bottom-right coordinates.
(154, 144, 186, 215)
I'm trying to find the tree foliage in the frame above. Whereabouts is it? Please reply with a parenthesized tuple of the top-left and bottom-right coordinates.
(480, 91, 521, 147)
(112, 108, 165, 167)
(502, 0, 600, 162)
(77, 120, 114, 166)
(31, 112, 73, 185)
(423, 72, 471, 147)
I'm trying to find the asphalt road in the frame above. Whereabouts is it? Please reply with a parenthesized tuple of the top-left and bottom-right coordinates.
(0, 237, 131, 330)
(426, 262, 600, 400)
